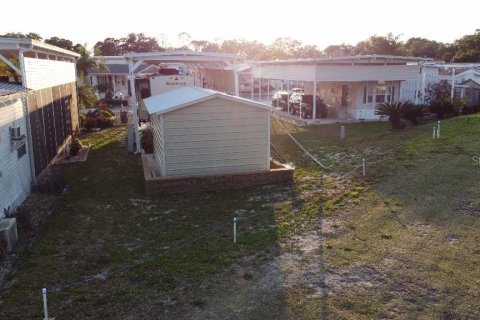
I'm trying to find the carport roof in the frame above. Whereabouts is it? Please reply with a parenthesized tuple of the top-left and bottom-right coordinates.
(253, 55, 432, 66)
(144, 86, 272, 115)
(0, 37, 80, 59)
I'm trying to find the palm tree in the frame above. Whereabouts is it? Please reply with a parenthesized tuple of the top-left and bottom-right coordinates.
(76, 45, 108, 79)
(375, 101, 405, 130)
(75, 45, 107, 109)
(77, 79, 98, 108)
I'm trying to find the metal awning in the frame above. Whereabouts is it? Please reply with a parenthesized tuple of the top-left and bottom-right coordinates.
(0, 38, 79, 60)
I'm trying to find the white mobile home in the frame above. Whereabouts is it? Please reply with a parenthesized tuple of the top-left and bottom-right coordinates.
(143, 86, 272, 177)
(0, 86, 31, 218)
(0, 38, 79, 219)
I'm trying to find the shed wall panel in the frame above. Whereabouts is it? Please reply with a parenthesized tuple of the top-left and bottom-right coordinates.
(162, 99, 269, 176)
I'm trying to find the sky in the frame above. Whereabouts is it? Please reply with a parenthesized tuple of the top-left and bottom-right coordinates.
(1, 0, 479, 50)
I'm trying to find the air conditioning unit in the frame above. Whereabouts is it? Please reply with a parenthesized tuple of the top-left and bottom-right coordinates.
(9, 126, 24, 141)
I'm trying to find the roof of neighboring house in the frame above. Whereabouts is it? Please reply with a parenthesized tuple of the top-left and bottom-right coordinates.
(144, 86, 272, 115)
(460, 79, 480, 87)
(88, 63, 151, 75)
(0, 82, 25, 97)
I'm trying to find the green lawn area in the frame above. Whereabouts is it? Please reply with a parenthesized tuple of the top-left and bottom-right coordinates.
(1, 116, 479, 319)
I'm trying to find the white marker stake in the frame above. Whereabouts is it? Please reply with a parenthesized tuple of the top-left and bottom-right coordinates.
(233, 217, 237, 244)
(340, 126, 345, 141)
(42, 288, 49, 320)
(362, 158, 366, 177)
(437, 121, 441, 139)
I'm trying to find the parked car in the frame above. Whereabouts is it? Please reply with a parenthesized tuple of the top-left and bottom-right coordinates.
(271, 91, 290, 110)
(289, 93, 328, 119)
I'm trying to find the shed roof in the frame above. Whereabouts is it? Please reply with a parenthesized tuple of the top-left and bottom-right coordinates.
(144, 86, 272, 115)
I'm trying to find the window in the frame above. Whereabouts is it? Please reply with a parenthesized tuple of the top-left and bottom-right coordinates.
(363, 86, 373, 103)
(363, 84, 395, 104)
(17, 143, 26, 159)
(376, 87, 386, 103)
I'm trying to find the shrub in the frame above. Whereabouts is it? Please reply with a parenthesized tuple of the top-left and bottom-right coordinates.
(461, 104, 480, 115)
(452, 98, 465, 116)
(104, 99, 128, 106)
(141, 128, 154, 153)
(375, 101, 405, 130)
(69, 137, 83, 157)
(402, 102, 427, 125)
(96, 83, 113, 94)
(79, 113, 87, 126)
(83, 116, 97, 130)
(429, 99, 455, 119)
(96, 114, 114, 128)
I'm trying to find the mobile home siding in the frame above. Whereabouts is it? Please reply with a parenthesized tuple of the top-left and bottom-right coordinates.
(23, 58, 76, 90)
(163, 98, 269, 176)
(150, 114, 165, 175)
(0, 97, 32, 218)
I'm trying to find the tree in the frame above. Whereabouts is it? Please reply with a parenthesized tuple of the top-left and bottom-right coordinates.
(76, 45, 108, 78)
(0, 32, 42, 40)
(354, 33, 406, 55)
(405, 37, 442, 59)
(177, 32, 191, 50)
(375, 101, 405, 130)
(120, 33, 163, 53)
(323, 44, 354, 57)
(452, 33, 480, 62)
(269, 37, 303, 59)
(425, 81, 455, 119)
(295, 45, 323, 59)
(77, 80, 98, 108)
(94, 38, 122, 56)
(190, 40, 220, 52)
(44, 37, 81, 53)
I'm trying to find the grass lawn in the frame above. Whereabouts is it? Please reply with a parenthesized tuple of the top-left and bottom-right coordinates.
(1, 116, 479, 319)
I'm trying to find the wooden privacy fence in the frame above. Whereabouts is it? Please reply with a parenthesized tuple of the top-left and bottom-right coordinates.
(26, 82, 78, 177)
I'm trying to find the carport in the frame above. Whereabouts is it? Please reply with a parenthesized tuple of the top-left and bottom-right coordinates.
(250, 55, 432, 122)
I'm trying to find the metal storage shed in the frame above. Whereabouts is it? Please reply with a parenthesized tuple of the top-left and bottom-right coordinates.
(143, 86, 272, 177)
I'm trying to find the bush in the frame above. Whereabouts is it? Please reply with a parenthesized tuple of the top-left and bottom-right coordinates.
(104, 99, 128, 106)
(83, 116, 97, 130)
(402, 102, 427, 125)
(82, 108, 115, 129)
(79, 113, 87, 126)
(461, 104, 480, 115)
(69, 137, 83, 157)
(429, 99, 455, 119)
(375, 101, 405, 130)
(96, 114, 114, 128)
(141, 128, 154, 153)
